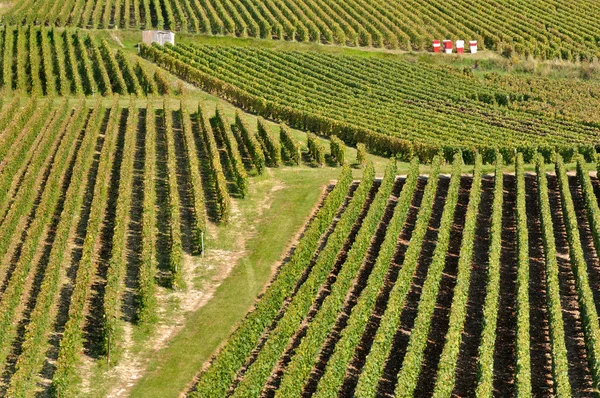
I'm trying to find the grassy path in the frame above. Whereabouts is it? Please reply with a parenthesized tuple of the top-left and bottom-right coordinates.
(127, 167, 344, 397)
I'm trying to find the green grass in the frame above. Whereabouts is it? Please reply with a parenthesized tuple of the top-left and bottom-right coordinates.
(125, 165, 347, 397)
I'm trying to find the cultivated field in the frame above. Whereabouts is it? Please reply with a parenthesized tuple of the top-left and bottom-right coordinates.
(190, 153, 600, 397)
(2, 0, 600, 396)
(0, 96, 350, 396)
(140, 42, 600, 160)
(0, 26, 172, 96)
(3, 0, 600, 60)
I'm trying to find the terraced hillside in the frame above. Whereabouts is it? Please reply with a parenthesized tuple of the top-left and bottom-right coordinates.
(188, 153, 600, 397)
(4, 0, 600, 60)
(141, 42, 600, 160)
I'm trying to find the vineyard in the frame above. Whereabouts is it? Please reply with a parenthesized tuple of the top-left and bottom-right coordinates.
(0, 25, 173, 96)
(486, 72, 600, 125)
(140, 42, 600, 161)
(187, 153, 600, 397)
(4, 0, 600, 60)
(0, 96, 344, 396)
(4, 0, 600, 395)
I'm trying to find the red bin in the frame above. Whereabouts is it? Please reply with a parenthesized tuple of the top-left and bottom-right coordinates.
(443, 40, 452, 54)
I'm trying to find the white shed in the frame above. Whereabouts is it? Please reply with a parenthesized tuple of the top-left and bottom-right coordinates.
(142, 30, 175, 46)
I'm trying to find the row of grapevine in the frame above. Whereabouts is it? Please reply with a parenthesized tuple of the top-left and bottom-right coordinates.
(0, 97, 21, 131)
(5, 102, 105, 396)
(0, 25, 168, 96)
(193, 154, 515, 397)
(103, 100, 138, 360)
(280, 124, 302, 165)
(257, 117, 281, 167)
(141, 43, 600, 162)
(138, 100, 158, 324)
(535, 155, 571, 396)
(356, 143, 367, 166)
(164, 102, 185, 288)
(307, 132, 326, 166)
(474, 155, 504, 396)
(555, 154, 600, 390)
(314, 157, 420, 397)
(577, 157, 600, 281)
(231, 163, 374, 397)
(185, 148, 600, 397)
(234, 109, 266, 174)
(432, 154, 482, 396)
(489, 72, 600, 126)
(197, 105, 231, 222)
(394, 153, 463, 396)
(6, 0, 600, 59)
(514, 153, 532, 395)
(0, 100, 80, 282)
(135, 62, 159, 95)
(330, 135, 346, 166)
(154, 69, 171, 95)
(213, 105, 249, 197)
(116, 49, 144, 96)
(12, 95, 600, 395)
(353, 156, 441, 396)
(275, 160, 397, 397)
(181, 104, 207, 255)
(0, 101, 90, 379)
(192, 166, 353, 397)
(0, 97, 39, 164)
(51, 99, 122, 396)
(0, 101, 61, 279)
(98, 39, 128, 95)
(0, 101, 64, 229)
(0, 101, 86, 383)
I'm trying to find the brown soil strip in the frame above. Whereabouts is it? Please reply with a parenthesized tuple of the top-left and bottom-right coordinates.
(525, 174, 554, 396)
(453, 174, 494, 397)
(414, 176, 472, 396)
(492, 174, 518, 396)
(375, 175, 450, 397)
(339, 176, 426, 397)
(547, 174, 594, 395)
